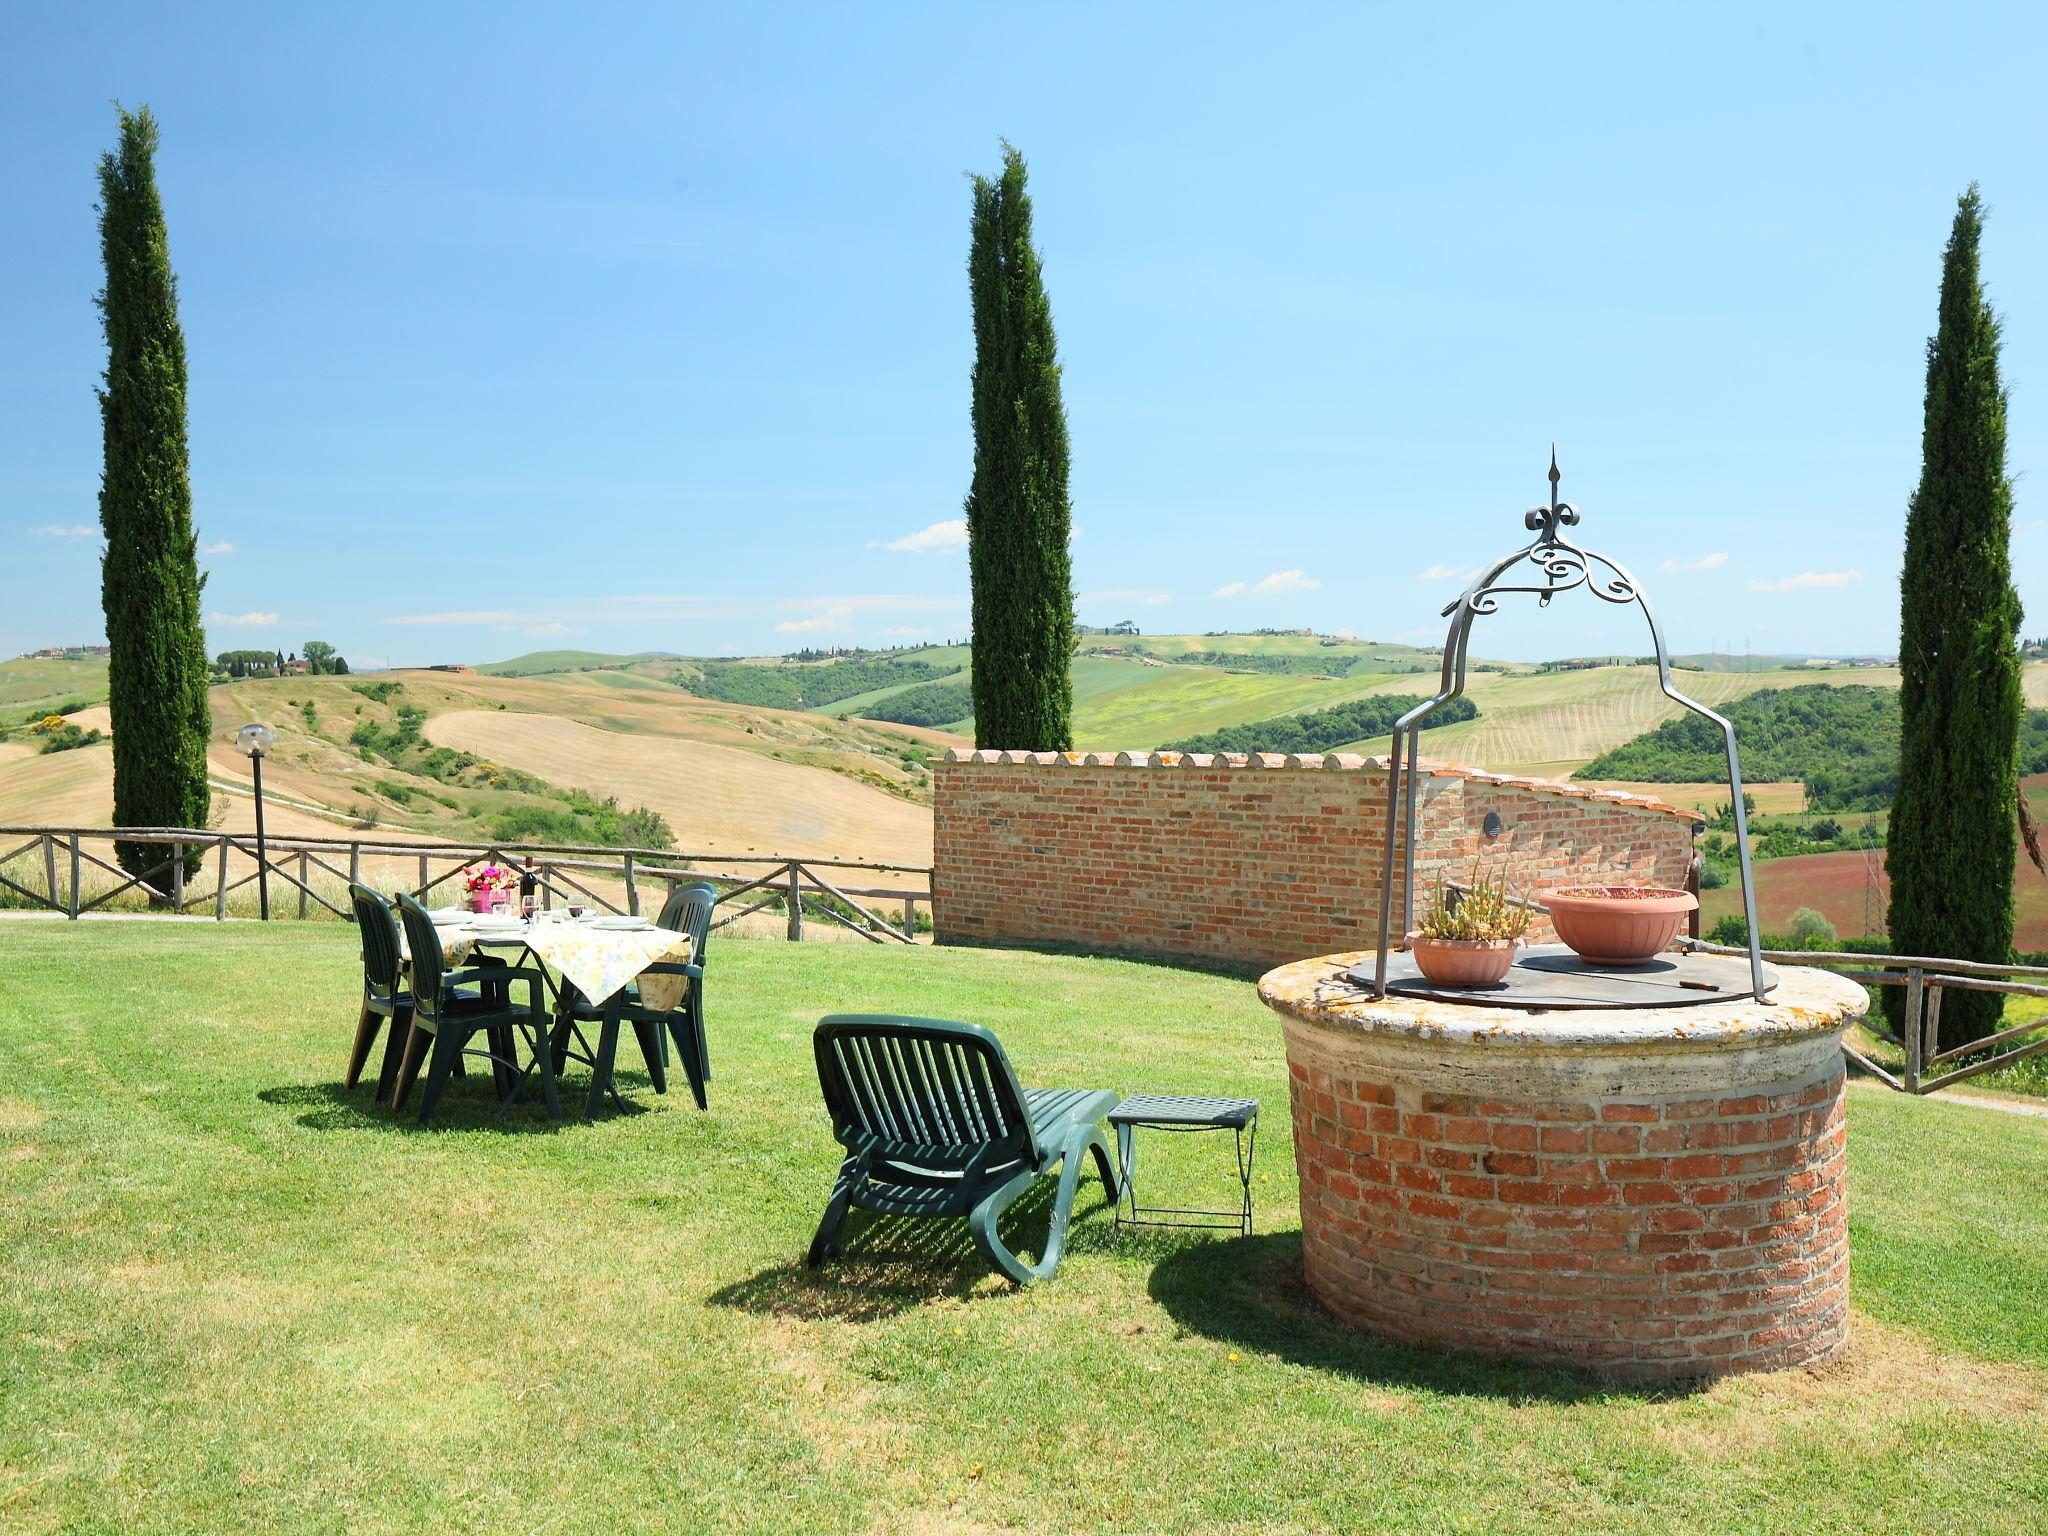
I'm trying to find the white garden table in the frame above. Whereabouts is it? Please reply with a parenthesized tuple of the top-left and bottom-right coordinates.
(426, 910, 696, 1011)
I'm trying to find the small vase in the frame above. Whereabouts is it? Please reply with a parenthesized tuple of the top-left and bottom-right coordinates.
(1409, 935, 1518, 988)
(469, 892, 493, 914)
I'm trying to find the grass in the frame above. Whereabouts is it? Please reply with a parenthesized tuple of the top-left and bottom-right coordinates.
(1068, 657, 1401, 749)
(2, 924, 2046, 1533)
(0, 654, 110, 717)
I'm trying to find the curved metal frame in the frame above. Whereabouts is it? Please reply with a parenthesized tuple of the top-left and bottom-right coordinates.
(1369, 455, 1769, 1002)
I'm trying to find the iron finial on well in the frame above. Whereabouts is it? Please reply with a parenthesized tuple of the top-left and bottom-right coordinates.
(1548, 445, 1561, 505)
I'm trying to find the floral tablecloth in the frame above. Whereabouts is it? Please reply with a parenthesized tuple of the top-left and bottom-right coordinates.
(414, 914, 696, 1011)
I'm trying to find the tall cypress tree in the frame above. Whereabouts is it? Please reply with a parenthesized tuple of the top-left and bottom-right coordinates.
(1888, 185, 2023, 1050)
(965, 143, 1074, 751)
(97, 105, 211, 878)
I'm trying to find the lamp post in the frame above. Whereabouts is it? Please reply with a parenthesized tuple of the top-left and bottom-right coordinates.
(237, 723, 275, 920)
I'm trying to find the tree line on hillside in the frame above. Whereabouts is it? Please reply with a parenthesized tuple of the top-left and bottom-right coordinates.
(1579, 684, 2048, 813)
(215, 641, 348, 678)
(673, 656, 952, 712)
(857, 679, 974, 729)
(1163, 695, 1478, 757)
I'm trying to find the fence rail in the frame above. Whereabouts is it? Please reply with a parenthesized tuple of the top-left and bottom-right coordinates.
(1684, 937, 2048, 1095)
(0, 825, 933, 944)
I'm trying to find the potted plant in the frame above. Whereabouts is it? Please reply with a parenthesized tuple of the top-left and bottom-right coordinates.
(1407, 866, 1533, 987)
(463, 863, 515, 914)
(1537, 884, 1698, 966)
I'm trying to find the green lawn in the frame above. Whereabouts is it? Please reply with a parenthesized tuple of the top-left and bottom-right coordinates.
(2, 924, 2046, 1533)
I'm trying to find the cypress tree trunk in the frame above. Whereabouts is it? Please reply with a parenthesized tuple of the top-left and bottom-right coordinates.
(97, 105, 211, 882)
(965, 144, 1074, 751)
(1887, 185, 2023, 1050)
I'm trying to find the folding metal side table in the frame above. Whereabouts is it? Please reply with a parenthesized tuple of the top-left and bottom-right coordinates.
(1108, 1094, 1260, 1236)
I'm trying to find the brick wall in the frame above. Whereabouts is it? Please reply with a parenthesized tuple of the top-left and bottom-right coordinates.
(1289, 1060, 1848, 1378)
(932, 750, 1699, 967)
(1262, 958, 1865, 1382)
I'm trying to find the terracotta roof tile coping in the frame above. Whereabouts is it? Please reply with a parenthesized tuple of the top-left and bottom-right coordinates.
(938, 746, 1705, 823)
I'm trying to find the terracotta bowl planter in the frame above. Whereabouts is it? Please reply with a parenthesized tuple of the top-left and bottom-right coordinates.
(1538, 885, 1698, 966)
(1408, 935, 1518, 988)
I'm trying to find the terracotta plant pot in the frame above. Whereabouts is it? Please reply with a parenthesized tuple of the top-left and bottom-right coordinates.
(1538, 885, 1699, 966)
(1408, 935, 1518, 988)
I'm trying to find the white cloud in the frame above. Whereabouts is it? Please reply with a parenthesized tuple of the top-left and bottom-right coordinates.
(1747, 569, 1864, 593)
(1656, 552, 1728, 574)
(525, 621, 579, 637)
(209, 610, 279, 628)
(200, 540, 237, 556)
(1253, 569, 1320, 594)
(1417, 563, 1478, 582)
(868, 518, 968, 554)
(383, 610, 526, 625)
(1333, 628, 1358, 640)
(34, 524, 96, 539)
(776, 605, 855, 634)
(1212, 581, 1248, 598)
(880, 625, 932, 638)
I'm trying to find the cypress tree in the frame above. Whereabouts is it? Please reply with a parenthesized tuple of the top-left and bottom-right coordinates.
(1887, 185, 2023, 1049)
(97, 105, 211, 878)
(965, 143, 1074, 751)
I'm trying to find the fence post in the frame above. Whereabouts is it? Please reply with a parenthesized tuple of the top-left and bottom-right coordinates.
(541, 861, 554, 911)
(349, 842, 361, 888)
(171, 841, 185, 913)
(298, 851, 310, 919)
(418, 853, 429, 899)
(1686, 852, 1702, 940)
(786, 863, 804, 942)
(67, 833, 80, 919)
(1922, 984, 1944, 1070)
(216, 837, 230, 920)
(1903, 967, 1924, 1092)
(624, 854, 640, 917)
(43, 834, 58, 910)
(904, 895, 918, 936)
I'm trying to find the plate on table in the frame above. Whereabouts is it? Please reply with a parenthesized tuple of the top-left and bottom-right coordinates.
(429, 908, 471, 924)
(590, 915, 653, 931)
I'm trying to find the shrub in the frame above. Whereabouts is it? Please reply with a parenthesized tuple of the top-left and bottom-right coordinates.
(1786, 907, 1839, 949)
(37, 724, 104, 754)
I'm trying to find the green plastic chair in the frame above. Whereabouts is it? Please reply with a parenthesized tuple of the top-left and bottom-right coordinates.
(391, 893, 557, 1125)
(345, 883, 413, 1101)
(807, 1014, 1119, 1285)
(552, 881, 716, 1115)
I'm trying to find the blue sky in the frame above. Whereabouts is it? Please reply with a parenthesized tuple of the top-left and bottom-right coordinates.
(5, 2, 2047, 667)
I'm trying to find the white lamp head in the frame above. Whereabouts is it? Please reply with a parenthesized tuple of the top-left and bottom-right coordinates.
(237, 722, 275, 759)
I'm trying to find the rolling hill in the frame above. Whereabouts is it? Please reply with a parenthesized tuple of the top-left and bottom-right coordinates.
(12, 637, 2048, 874)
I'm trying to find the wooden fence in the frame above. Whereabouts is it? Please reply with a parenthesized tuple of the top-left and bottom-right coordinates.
(0, 825, 932, 944)
(1686, 937, 2048, 1096)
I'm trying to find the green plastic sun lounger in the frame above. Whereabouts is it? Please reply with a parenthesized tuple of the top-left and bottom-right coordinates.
(806, 1014, 1118, 1285)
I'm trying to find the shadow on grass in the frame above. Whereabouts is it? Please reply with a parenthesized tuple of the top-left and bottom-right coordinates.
(258, 1066, 661, 1133)
(710, 1180, 1123, 1323)
(932, 935, 1265, 983)
(1147, 1231, 1696, 1404)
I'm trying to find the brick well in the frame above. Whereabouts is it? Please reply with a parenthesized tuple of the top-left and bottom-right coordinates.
(1258, 954, 1867, 1382)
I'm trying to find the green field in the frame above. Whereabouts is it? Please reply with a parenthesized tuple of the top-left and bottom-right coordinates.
(0, 654, 110, 718)
(1, 922, 2045, 1533)
(476, 649, 681, 677)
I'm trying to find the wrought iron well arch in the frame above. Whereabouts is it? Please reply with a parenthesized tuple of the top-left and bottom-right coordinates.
(1369, 453, 1769, 1001)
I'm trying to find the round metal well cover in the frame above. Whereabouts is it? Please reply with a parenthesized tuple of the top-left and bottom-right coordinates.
(1348, 944, 1779, 1011)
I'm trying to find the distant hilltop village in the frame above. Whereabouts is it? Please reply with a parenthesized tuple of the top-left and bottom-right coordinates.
(22, 645, 111, 660)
